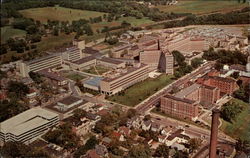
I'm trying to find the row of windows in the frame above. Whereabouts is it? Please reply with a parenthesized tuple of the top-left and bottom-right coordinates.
(109, 68, 149, 90)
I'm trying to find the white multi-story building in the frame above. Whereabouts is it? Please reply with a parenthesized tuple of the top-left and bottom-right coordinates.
(0, 107, 59, 144)
(19, 53, 63, 77)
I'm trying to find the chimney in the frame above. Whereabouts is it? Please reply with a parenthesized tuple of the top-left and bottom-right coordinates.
(209, 108, 220, 158)
(158, 39, 160, 50)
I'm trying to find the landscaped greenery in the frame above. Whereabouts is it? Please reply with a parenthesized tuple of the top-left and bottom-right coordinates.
(83, 66, 110, 75)
(19, 6, 105, 23)
(62, 72, 86, 81)
(1, 26, 26, 44)
(155, 0, 248, 15)
(107, 75, 174, 106)
(220, 98, 250, 141)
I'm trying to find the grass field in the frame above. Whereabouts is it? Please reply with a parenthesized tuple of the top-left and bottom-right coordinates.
(83, 66, 110, 75)
(1, 26, 26, 44)
(220, 98, 250, 141)
(19, 6, 105, 23)
(107, 75, 174, 106)
(91, 16, 154, 32)
(155, 0, 248, 15)
(62, 72, 86, 81)
(36, 33, 75, 52)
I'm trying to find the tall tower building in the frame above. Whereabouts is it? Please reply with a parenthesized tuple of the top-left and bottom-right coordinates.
(209, 108, 220, 158)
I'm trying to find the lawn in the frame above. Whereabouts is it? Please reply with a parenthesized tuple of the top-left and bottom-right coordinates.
(107, 74, 174, 106)
(61, 72, 86, 81)
(220, 98, 250, 141)
(1, 26, 26, 44)
(91, 16, 154, 33)
(36, 33, 75, 52)
(19, 6, 105, 23)
(155, 0, 248, 15)
(83, 66, 110, 75)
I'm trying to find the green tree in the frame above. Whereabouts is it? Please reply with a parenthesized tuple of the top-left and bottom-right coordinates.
(172, 50, 185, 66)
(154, 144, 169, 158)
(220, 101, 243, 123)
(29, 71, 43, 84)
(127, 144, 151, 158)
(191, 58, 203, 69)
(188, 138, 202, 152)
(73, 108, 86, 121)
(7, 81, 29, 99)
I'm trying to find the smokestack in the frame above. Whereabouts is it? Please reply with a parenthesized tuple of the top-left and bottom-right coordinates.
(209, 108, 220, 158)
(158, 39, 160, 50)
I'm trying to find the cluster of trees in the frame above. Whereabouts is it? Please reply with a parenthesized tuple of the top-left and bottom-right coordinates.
(0, 142, 49, 157)
(163, 7, 250, 28)
(233, 84, 250, 103)
(172, 50, 194, 78)
(74, 136, 99, 158)
(220, 101, 243, 123)
(59, 0, 186, 21)
(29, 71, 43, 84)
(202, 48, 248, 70)
(44, 123, 80, 150)
(0, 99, 29, 122)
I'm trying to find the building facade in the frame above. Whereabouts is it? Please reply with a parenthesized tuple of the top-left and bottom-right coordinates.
(160, 94, 199, 120)
(0, 107, 59, 144)
(100, 64, 150, 95)
(19, 54, 63, 77)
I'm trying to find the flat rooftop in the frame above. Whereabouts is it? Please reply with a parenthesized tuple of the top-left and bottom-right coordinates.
(174, 83, 201, 99)
(72, 55, 96, 65)
(25, 53, 61, 65)
(84, 77, 103, 87)
(102, 64, 148, 82)
(58, 96, 82, 105)
(163, 94, 196, 104)
(99, 57, 124, 65)
(0, 107, 58, 134)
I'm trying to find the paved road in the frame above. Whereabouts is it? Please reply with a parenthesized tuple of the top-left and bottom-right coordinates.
(150, 113, 236, 143)
(135, 61, 215, 114)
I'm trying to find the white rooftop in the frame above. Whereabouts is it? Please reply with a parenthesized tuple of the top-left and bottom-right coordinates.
(0, 107, 58, 134)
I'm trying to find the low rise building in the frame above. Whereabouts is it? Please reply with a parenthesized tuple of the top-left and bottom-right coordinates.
(100, 64, 150, 95)
(0, 107, 59, 144)
(97, 57, 126, 69)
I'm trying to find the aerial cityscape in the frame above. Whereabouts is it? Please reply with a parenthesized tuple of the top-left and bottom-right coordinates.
(0, 0, 249, 158)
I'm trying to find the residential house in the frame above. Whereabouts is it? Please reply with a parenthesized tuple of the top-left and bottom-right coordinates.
(142, 120, 152, 131)
(95, 145, 108, 157)
(151, 122, 162, 132)
(165, 129, 190, 146)
(161, 126, 172, 137)
(158, 135, 168, 144)
(102, 137, 112, 146)
(127, 116, 141, 129)
(112, 132, 125, 142)
(118, 126, 131, 137)
(85, 149, 101, 158)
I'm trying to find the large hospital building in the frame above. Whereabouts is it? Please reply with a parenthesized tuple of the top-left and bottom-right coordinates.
(0, 107, 59, 144)
(100, 64, 150, 95)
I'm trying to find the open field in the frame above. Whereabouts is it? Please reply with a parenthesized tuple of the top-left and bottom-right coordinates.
(155, 0, 248, 15)
(83, 66, 110, 75)
(91, 16, 154, 32)
(1, 26, 26, 44)
(220, 98, 250, 141)
(61, 71, 86, 81)
(36, 33, 75, 52)
(107, 75, 174, 106)
(19, 6, 105, 23)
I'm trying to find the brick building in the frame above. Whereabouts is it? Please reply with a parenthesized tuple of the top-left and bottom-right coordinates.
(160, 94, 199, 120)
(197, 76, 238, 95)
